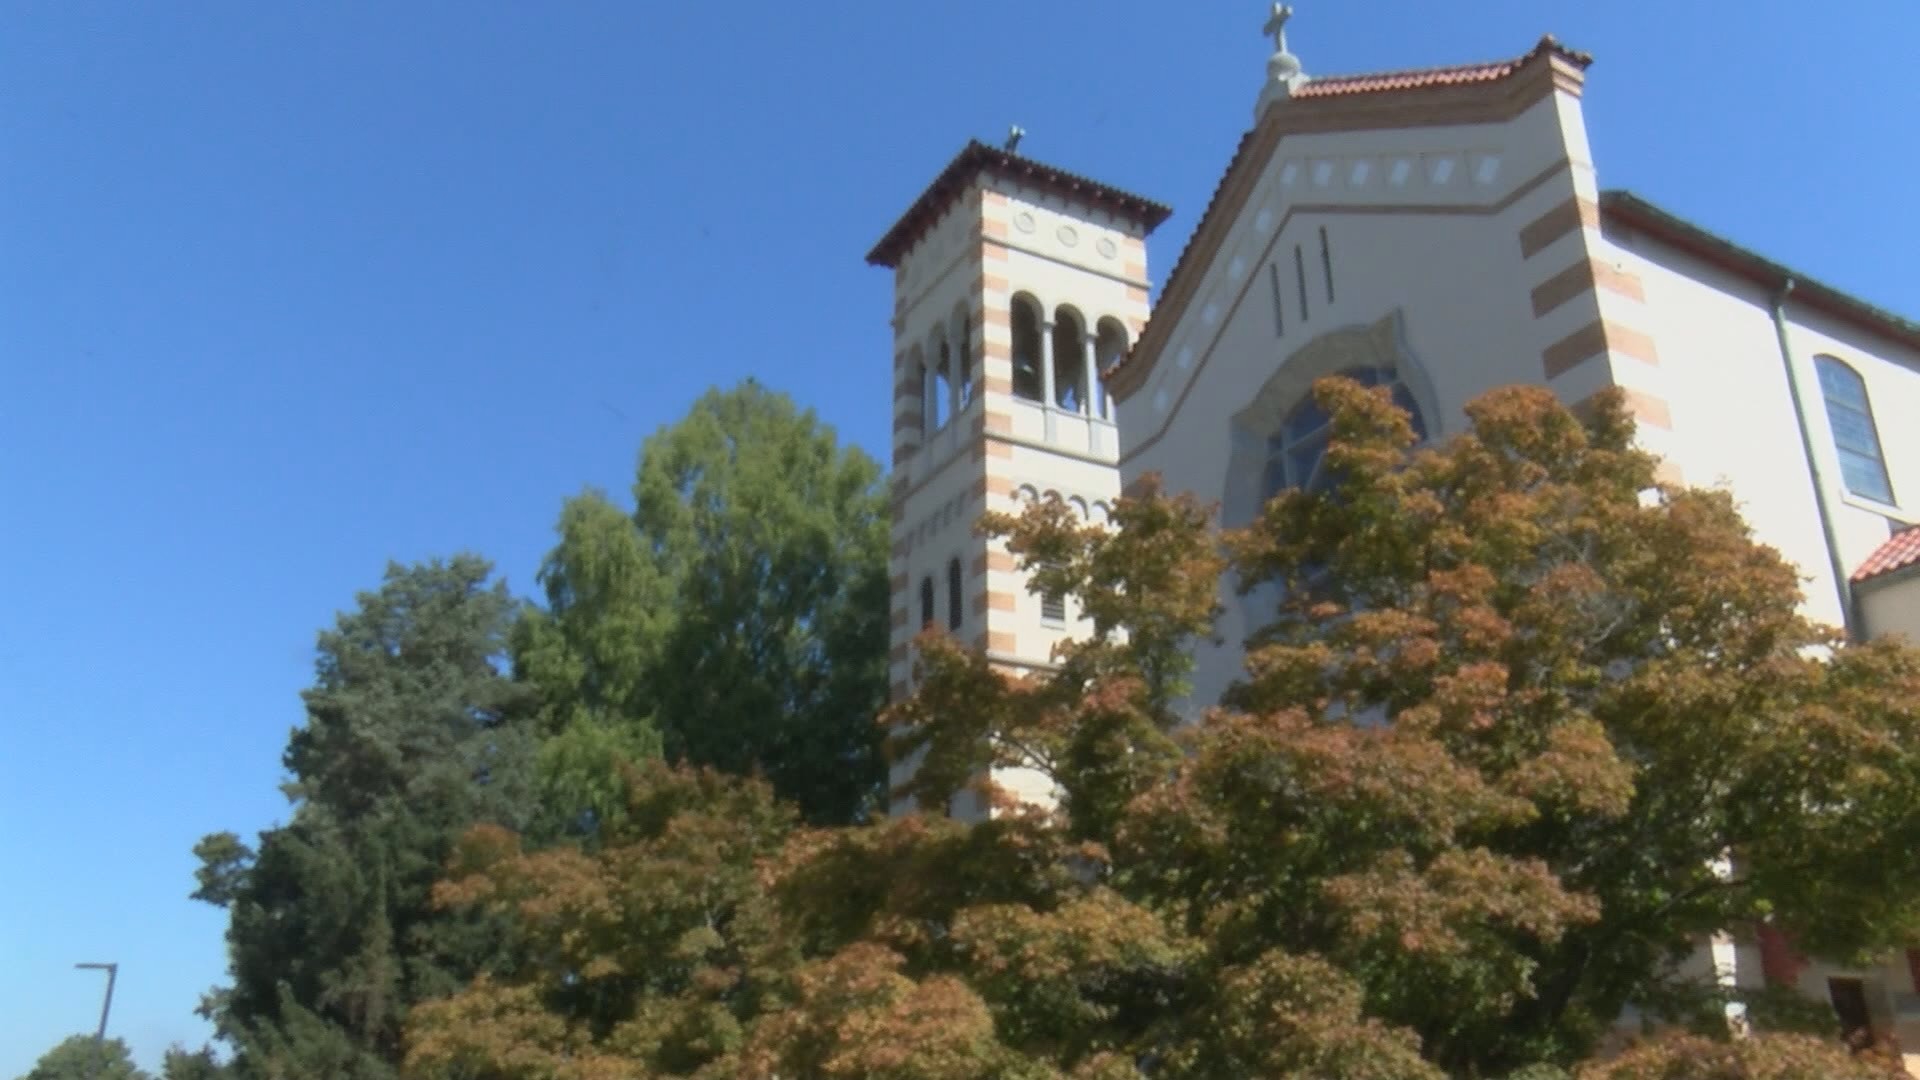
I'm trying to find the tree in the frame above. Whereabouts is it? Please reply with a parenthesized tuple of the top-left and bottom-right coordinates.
(159, 1046, 234, 1080)
(17, 1035, 150, 1080)
(404, 761, 798, 1079)
(405, 381, 1920, 1078)
(193, 556, 540, 1079)
(518, 380, 891, 825)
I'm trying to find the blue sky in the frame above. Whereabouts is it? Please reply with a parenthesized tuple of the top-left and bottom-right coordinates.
(1, 0, 1911, 1072)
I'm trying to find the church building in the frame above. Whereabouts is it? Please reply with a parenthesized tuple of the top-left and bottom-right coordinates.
(866, 6, 1920, 1066)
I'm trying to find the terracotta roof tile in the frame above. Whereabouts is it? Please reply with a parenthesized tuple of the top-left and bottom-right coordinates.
(1292, 37, 1592, 99)
(1852, 527, 1920, 584)
(866, 141, 1172, 269)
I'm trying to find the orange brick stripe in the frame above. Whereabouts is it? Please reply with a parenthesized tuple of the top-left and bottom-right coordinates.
(971, 550, 1016, 577)
(1541, 320, 1659, 380)
(1574, 386, 1672, 430)
(1519, 195, 1601, 259)
(1530, 257, 1645, 318)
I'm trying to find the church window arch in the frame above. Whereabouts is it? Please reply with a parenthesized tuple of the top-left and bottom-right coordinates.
(1011, 295, 1046, 402)
(926, 330, 953, 432)
(1814, 355, 1895, 503)
(1052, 306, 1088, 413)
(1263, 365, 1425, 503)
(1094, 318, 1129, 420)
(952, 304, 976, 409)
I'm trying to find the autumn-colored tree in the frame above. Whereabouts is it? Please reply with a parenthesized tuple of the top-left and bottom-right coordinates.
(405, 380, 1920, 1079)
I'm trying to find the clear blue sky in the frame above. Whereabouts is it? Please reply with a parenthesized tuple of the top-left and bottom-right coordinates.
(1, 1, 1911, 1072)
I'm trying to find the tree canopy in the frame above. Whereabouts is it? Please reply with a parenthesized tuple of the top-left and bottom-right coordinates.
(517, 380, 891, 826)
(17, 1035, 149, 1080)
(397, 380, 1920, 1078)
(192, 556, 540, 1079)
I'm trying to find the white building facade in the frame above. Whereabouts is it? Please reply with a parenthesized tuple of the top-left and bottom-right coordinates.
(872, 13, 1920, 1067)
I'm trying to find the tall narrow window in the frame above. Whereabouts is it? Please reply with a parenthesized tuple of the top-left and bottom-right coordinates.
(1011, 297, 1045, 402)
(1294, 244, 1309, 323)
(1815, 356, 1895, 503)
(1268, 261, 1285, 337)
(928, 340, 953, 431)
(919, 577, 935, 629)
(1094, 319, 1129, 421)
(1053, 314, 1086, 413)
(956, 318, 976, 408)
(1319, 225, 1335, 304)
(947, 558, 964, 632)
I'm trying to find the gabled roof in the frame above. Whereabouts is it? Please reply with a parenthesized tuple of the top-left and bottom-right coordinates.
(1107, 36, 1591, 398)
(1599, 190, 1920, 353)
(1853, 527, 1920, 586)
(866, 140, 1173, 269)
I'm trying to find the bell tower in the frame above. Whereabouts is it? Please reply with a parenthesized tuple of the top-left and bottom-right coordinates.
(866, 139, 1172, 815)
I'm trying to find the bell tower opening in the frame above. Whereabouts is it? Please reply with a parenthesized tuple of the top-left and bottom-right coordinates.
(867, 139, 1172, 817)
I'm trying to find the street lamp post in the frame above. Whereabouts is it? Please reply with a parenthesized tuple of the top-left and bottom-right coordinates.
(75, 963, 118, 1079)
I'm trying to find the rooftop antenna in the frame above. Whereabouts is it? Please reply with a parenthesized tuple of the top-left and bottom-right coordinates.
(1003, 124, 1026, 154)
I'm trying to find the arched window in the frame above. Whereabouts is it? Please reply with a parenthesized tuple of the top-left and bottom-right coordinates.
(927, 338, 953, 432)
(1011, 297, 1045, 402)
(919, 576, 935, 629)
(946, 558, 964, 631)
(955, 316, 975, 408)
(1815, 356, 1894, 503)
(1094, 319, 1129, 421)
(1053, 310, 1087, 413)
(1263, 366, 1426, 502)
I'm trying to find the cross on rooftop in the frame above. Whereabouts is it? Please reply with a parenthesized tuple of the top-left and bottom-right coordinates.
(1264, 3, 1294, 54)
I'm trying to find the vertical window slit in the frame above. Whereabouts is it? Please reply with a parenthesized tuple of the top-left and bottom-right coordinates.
(1268, 262, 1285, 337)
(1319, 226, 1335, 304)
(1294, 244, 1309, 323)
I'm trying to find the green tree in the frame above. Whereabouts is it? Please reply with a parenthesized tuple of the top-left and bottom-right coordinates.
(404, 382, 1920, 1078)
(519, 380, 890, 825)
(17, 1035, 150, 1080)
(193, 556, 540, 1079)
(159, 1046, 233, 1080)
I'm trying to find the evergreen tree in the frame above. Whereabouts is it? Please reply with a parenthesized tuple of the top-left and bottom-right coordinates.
(16, 1035, 149, 1080)
(192, 556, 538, 1078)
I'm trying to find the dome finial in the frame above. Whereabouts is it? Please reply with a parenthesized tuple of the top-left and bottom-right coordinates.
(1257, 3, 1307, 119)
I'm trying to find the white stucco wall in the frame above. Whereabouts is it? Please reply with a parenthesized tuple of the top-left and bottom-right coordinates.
(1602, 221, 1920, 632)
(1861, 574, 1920, 643)
(1117, 88, 1597, 713)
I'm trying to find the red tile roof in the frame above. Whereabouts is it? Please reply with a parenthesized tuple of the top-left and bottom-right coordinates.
(1293, 37, 1593, 98)
(1853, 527, 1920, 585)
(866, 141, 1173, 269)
